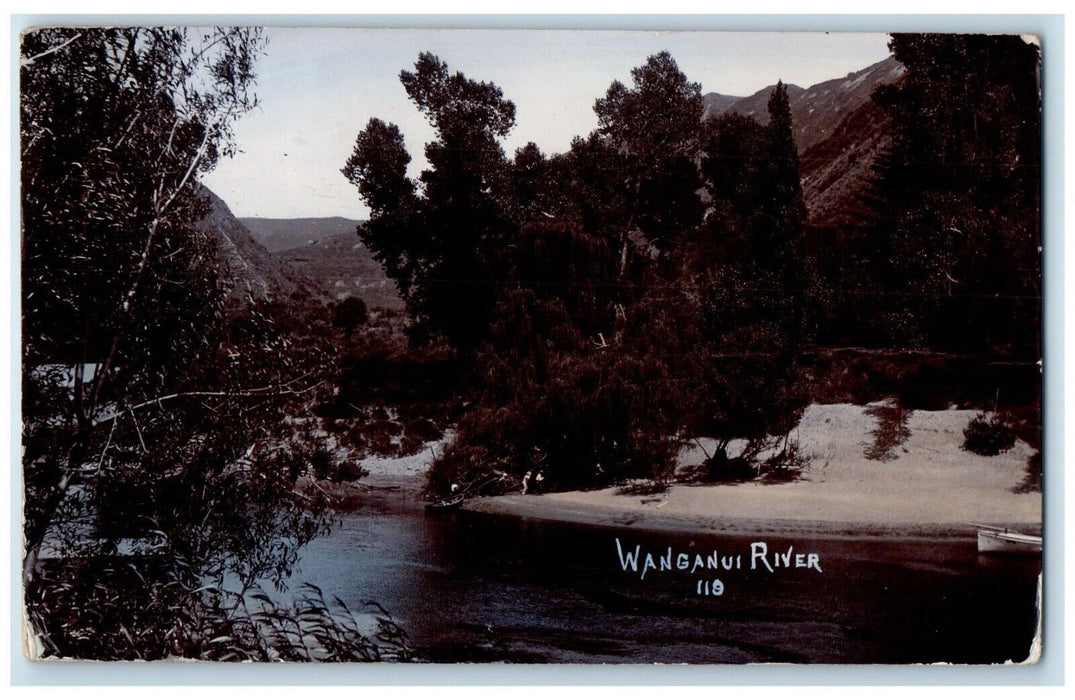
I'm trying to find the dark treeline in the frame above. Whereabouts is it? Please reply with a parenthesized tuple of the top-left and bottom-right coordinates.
(343, 36, 1042, 496)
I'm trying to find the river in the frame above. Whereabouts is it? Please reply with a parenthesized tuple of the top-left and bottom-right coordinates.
(285, 487, 1041, 664)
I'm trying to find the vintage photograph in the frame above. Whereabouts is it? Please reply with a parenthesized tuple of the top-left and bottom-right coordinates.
(19, 26, 1043, 664)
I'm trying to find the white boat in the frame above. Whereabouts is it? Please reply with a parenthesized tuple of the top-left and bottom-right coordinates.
(975, 524, 1042, 554)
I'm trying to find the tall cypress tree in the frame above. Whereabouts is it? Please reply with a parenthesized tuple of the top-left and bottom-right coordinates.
(766, 80, 809, 350)
(765, 81, 808, 278)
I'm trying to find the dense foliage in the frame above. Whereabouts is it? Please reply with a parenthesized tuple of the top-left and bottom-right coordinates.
(21, 27, 392, 660)
(345, 52, 815, 494)
(343, 39, 1041, 497)
(962, 412, 1017, 457)
(862, 34, 1041, 356)
(342, 52, 517, 352)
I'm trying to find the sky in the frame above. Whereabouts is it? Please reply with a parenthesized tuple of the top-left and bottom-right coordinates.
(200, 29, 894, 220)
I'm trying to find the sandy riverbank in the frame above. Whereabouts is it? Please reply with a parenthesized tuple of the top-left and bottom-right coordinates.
(462, 404, 1042, 539)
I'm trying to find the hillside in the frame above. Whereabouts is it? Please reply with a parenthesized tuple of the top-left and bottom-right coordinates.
(700, 91, 743, 120)
(706, 56, 903, 154)
(239, 216, 363, 253)
(704, 82, 806, 133)
(240, 217, 405, 311)
(275, 232, 405, 311)
(704, 55, 904, 227)
(196, 188, 313, 304)
(799, 100, 893, 228)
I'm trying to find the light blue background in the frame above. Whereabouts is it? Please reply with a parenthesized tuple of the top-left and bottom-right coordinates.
(8, 13, 1065, 686)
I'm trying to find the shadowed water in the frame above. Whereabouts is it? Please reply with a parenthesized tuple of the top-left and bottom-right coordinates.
(287, 489, 1041, 664)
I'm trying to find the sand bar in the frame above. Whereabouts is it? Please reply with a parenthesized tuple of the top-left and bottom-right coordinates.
(462, 404, 1042, 539)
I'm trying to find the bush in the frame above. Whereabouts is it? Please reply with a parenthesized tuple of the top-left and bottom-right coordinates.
(424, 443, 509, 498)
(704, 451, 755, 482)
(302, 441, 368, 483)
(331, 296, 369, 337)
(306, 443, 340, 480)
(367, 433, 395, 457)
(429, 349, 681, 496)
(399, 433, 426, 457)
(340, 423, 368, 453)
(405, 417, 442, 443)
(332, 460, 369, 483)
(962, 412, 1016, 456)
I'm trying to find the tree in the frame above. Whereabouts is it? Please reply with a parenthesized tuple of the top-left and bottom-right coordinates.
(332, 296, 369, 338)
(868, 34, 1042, 355)
(348, 52, 813, 495)
(591, 51, 706, 272)
(764, 82, 808, 276)
(343, 53, 517, 353)
(680, 84, 810, 469)
(422, 54, 712, 495)
(341, 118, 416, 217)
(20, 27, 384, 660)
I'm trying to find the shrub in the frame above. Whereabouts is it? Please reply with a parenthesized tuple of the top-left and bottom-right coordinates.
(331, 296, 369, 337)
(341, 423, 368, 453)
(962, 412, 1016, 456)
(424, 443, 506, 498)
(371, 419, 403, 437)
(301, 441, 368, 482)
(306, 444, 340, 481)
(405, 417, 442, 443)
(332, 460, 369, 483)
(704, 451, 755, 482)
(367, 433, 395, 457)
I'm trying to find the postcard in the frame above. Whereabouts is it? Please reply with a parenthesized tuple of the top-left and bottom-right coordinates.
(18, 25, 1044, 667)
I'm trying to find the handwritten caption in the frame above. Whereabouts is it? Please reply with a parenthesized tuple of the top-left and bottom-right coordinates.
(614, 537, 822, 596)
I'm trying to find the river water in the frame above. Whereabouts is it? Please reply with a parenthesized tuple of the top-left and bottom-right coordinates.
(286, 488, 1041, 664)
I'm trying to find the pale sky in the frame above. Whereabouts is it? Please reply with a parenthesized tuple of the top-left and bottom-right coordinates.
(200, 29, 893, 220)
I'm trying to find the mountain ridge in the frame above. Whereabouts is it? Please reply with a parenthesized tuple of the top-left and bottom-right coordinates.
(704, 55, 904, 227)
(704, 56, 903, 155)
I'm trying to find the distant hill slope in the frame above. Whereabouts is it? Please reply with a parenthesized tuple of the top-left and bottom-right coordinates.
(700, 92, 743, 120)
(706, 56, 903, 155)
(799, 100, 893, 229)
(196, 188, 313, 303)
(240, 216, 364, 253)
(706, 82, 807, 131)
(276, 232, 405, 311)
(241, 217, 404, 311)
(704, 55, 904, 227)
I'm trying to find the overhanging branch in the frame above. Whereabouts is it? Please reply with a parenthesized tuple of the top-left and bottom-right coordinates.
(93, 373, 323, 428)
